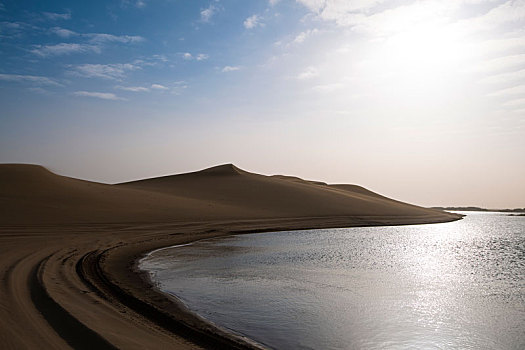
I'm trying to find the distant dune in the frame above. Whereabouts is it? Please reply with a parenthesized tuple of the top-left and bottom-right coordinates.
(0, 163, 461, 349)
(432, 206, 525, 213)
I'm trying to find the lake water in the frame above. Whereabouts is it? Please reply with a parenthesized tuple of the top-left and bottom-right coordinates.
(140, 212, 525, 349)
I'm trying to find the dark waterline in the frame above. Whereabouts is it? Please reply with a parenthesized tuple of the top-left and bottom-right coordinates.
(140, 213, 525, 349)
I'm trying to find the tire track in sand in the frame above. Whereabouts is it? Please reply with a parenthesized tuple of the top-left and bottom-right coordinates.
(30, 255, 118, 350)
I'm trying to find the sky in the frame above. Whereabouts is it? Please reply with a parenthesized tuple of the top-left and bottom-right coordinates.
(1, 0, 524, 208)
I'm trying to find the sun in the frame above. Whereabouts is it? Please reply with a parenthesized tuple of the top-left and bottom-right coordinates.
(384, 21, 466, 75)
(354, 15, 473, 103)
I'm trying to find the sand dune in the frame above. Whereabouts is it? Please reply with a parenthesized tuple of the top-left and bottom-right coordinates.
(1, 163, 456, 224)
(119, 163, 449, 219)
(0, 163, 461, 349)
(0, 164, 263, 224)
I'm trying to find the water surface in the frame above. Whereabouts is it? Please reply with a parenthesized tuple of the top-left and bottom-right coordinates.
(140, 212, 525, 349)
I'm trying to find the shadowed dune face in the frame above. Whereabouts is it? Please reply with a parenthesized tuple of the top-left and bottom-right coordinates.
(0, 163, 459, 225)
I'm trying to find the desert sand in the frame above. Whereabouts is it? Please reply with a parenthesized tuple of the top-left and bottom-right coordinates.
(0, 163, 461, 349)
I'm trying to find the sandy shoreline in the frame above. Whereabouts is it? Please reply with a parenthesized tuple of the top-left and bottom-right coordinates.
(132, 218, 463, 350)
(0, 215, 463, 349)
(107, 215, 462, 349)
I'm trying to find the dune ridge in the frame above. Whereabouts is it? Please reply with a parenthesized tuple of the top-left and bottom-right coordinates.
(118, 163, 448, 219)
(0, 163, 461, 349)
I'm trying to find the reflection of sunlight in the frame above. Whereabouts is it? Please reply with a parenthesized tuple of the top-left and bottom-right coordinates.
(413, 225, 449, 276)
(407, 222, 468, 284)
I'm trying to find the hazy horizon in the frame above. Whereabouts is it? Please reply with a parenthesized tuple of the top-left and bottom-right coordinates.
(1, 0, 524, 208)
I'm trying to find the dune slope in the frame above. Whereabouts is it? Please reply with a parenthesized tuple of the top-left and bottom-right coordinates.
(118, 163, 452, 220)
(0, 164, 264, 224)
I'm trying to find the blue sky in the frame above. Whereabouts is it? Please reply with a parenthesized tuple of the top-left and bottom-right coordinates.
(1, 0, 524, 207)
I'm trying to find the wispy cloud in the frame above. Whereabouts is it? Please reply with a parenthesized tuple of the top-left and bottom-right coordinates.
(481, 68, 525, 85)
(115, 85, 150, 92)
(73, 91, 124, 100)
(151, 54, 168, 62)
(473, 54, 525, 74)
(0, 21, 34, 38)
(151, 83, 168, 90)
(0, 21, 21, 30)
(293, 0, 525, 113)
(38, 30, 144, 57)
(292, 28, 319, 44)
(170, 81, 188, 95)
(244, 14, 262, 29)
(295, 0, 385, 28)
(43, 12, 71, 21)
(296, 0, 525, 37)
(312, 83, 345, 93)
(297, 66, 319, 80)
(70, 63, 140, 80)
(86, 33, 144, 44)
(488, 84, 525, 97)
(502, 97, 525, 107)
(456, 1, 525, 34)
(474, 36, 525, 58)
(2, 21, 24, 29)
(121, 0, 147, 9)
(182, 52, 209, 61)
(196, 53, 209, 61)
(50, 27, 77, 38)
(201, 4, 217, 22)
(31, 43, 100, 57)
(115, 83, 180, 93)
(48, 27, 144, 43)
(135, 0, 146, 8)
(27, 87, 50, 94)
(222, 65, 241, 72)
(0, 73, 61, 86)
